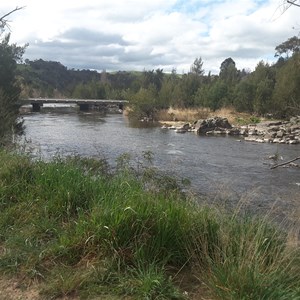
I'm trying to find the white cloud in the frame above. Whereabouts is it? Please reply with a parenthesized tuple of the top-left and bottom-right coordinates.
(1, 0, 299, 73)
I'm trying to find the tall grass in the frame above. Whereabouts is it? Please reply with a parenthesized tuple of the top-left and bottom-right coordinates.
(0, 149, 299, 299)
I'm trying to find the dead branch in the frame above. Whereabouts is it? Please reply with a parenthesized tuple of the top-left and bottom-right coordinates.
(270, 156, 300, 169)
(287, 0, 300, 8)
(0, 6, 25, 28)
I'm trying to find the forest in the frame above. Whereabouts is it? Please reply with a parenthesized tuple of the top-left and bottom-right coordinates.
(16, 35, 300, 121)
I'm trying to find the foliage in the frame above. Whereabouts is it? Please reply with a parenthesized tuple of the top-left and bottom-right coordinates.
(0, 150, 299, 299)
(128, 86, 159, 120)
(0, 31, 26, 145)
(275, 35, 300, 58)
(219, 57, 239, 85)
(272, 52, 300, 117)
(190, 57, 204, 76)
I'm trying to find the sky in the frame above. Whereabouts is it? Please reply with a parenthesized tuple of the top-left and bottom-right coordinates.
(1, 0, 299, 74)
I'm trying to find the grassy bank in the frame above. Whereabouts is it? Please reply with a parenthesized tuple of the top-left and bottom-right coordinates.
(0, 150, 299, 299)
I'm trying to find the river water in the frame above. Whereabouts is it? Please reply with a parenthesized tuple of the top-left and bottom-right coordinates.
(20, 105, 300, 221)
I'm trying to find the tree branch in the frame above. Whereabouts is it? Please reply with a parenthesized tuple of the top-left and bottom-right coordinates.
(0, 6, 24, 22)
(270, 156, 300, 169)
(287, 0, 300, 7)
(0, 6, 25, 28)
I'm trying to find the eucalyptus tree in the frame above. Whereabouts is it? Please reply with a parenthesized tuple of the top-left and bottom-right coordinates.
(275, 36, 300, 58)
(0, 7, 26, 145)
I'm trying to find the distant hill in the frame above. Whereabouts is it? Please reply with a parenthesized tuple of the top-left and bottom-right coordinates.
(17, 59, 142, 98)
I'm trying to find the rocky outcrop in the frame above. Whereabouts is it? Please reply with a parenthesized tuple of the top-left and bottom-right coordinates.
(162, 116, 300, 145)
(192, 116, 300, 144)
(193, 117, 232, 134)
(243, 116, 300, 145)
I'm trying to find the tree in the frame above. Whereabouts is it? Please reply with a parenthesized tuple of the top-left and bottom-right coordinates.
(0, 8, 26, 144)
(190, 57, 204, 76)
(233, 80, 255, 112)
(272, 52, 300, 117)
(219, 57, 239, 85)
(250, 61, 275, 115)
(204, 80, 229, 111)
(128, 85, 158, 121)
(141, 69, 164, 91)
(275, 36, 300, 58)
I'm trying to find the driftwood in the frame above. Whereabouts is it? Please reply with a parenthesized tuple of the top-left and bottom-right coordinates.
(270, 156, 300, 169)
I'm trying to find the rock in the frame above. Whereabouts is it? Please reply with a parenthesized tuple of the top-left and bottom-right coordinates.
(267, 121, 282, 126)
(175, 128, 187, 133)
(191, 115, 300, 145)
(213, 130, 226, 135)
(291, 125, 300, 131)
(244, 136, 257, 142)
(268, 126, 280, 132)
(248, 129, 257, 135)
(175, 123, 191, 133)
(276, 131, 285, 138)
(228, 128, 241, 135)
(273, 138, 281, 143)
(290, 116, 300, 124)
(279, 139, 287, 144)
(264, 138, 272, 143)
(196, 117, 232, 134)
(240, 129, 248, 135)
(256, 139, 265, 143)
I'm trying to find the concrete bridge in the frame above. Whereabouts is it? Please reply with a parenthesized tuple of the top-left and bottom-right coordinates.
(22, 98, 129, 112)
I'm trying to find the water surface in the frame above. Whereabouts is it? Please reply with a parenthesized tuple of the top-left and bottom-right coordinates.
(21, 106, 300, 220)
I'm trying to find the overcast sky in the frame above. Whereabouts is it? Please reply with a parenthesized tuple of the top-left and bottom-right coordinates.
(1, 0, 299, 74)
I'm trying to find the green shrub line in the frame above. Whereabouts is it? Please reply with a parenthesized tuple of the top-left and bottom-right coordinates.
(0, 149, 299, 299)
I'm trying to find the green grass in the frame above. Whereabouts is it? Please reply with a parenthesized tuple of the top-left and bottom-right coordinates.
(235, 116, 261, 125)
(0, 149, 299, 299)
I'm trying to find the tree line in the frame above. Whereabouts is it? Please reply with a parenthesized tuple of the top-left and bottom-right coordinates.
(16, 35, 300, 121)
(1, 5, 300, 145)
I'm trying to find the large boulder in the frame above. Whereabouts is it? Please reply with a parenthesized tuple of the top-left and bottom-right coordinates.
(194, 117, 232, 134)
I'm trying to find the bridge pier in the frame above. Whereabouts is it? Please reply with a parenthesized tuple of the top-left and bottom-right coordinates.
(32, 103, 42, 112)
(78, 103, 90, 111)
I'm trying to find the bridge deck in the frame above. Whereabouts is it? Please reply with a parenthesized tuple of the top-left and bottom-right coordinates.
(22, 98, 128, 105)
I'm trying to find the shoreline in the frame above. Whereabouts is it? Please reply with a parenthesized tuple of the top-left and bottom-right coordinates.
(158, 114, 300, 145)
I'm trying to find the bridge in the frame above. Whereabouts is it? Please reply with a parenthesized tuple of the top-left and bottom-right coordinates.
(21, 98, 129, 112)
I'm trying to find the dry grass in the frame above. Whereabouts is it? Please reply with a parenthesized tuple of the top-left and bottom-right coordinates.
(158, 107, 210, 123)
(158, 107, 254, 125)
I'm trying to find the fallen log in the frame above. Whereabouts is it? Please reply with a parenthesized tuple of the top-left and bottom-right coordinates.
(270, 156, 300, 169)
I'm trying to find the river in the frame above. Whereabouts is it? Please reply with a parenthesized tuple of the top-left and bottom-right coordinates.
(20, 105, 300, 222)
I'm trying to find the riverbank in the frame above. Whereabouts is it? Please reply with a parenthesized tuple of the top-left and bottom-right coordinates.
(157, 107, 260, 125)
(0, 150, 299, 299)
(158, 108, 300, 145)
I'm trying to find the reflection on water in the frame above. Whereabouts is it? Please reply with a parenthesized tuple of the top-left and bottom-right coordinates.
(21, 107, 300, 220)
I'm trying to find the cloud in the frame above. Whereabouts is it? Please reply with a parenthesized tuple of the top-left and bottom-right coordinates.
(2, 0, 299, 74)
